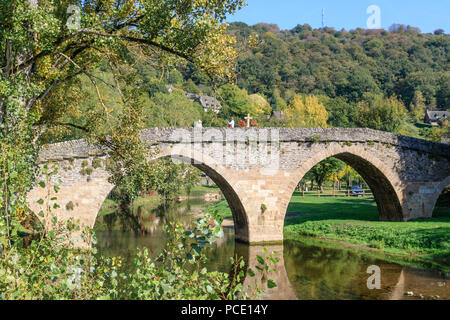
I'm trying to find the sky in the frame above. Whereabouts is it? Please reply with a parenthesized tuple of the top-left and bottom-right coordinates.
(227, 0, 449, 34)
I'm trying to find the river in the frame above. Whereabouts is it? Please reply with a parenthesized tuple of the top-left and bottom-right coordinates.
(94, 196, 449, 300)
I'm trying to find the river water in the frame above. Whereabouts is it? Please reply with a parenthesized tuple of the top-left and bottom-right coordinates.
(94, 197, 449, 300)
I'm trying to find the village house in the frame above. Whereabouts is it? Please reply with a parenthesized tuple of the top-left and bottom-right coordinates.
(424, 110, 449, 126)
(165, 85, 223, 114)
(185, 93, 222, 114)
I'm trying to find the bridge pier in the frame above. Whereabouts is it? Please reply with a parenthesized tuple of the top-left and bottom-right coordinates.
(224, 169, 297, 244)
(235, 244, 297, 299)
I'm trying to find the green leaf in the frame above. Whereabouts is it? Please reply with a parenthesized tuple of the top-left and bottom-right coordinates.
(256, 255, 264, 265)
(267, 279, 277, 289)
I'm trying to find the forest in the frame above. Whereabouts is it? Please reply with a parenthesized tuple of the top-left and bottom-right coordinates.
(44, 22, 449, 145)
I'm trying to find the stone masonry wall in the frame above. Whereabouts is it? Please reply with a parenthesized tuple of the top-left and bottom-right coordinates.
(28, 128, 450, 244)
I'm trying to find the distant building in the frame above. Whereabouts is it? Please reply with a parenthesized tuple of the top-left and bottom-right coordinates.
(185, 93, 222, 114)
(165, 85, 222, 114)
(424, 110, 449, 126)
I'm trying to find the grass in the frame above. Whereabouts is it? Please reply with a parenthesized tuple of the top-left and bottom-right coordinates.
(284, 193, 450, 273)
(205, 198, 232, 219)
(205, 191, 450, 273)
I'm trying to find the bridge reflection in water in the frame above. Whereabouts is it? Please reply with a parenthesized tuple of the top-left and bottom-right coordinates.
(94, 198, 449, 300)
(96, 227, 449, 300)
(233, 241, 449, 300)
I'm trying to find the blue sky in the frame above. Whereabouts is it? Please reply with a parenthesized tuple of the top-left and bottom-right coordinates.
(227, 0, 449, 34)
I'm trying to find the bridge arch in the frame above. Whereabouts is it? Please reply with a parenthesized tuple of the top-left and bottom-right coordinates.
(94, 150, 250, 242)
(429, 175, 450, 217)
(286, 145, 404, 221)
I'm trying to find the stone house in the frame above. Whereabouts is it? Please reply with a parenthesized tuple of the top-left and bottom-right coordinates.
(424, 110, 449, 126)
(185, 93, 222, 114)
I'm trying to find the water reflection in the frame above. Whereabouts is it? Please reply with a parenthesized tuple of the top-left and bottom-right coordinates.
(94, 198, 449, 300)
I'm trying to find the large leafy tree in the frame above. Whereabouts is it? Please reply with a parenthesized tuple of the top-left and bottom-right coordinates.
(217, 83, 251, 118)
(301, 158, 346, 191)
(355, 94, 407, 133)
(0, 0, 245, 239)
(285, 94, 328, 128)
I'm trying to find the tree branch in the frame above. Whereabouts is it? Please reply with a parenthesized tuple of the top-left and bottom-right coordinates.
(78, 29, 195, 63)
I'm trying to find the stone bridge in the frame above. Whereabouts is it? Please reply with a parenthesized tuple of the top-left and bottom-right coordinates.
(27, 128, 450, 244)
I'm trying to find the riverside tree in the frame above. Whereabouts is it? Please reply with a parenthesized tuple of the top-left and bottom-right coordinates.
(0, 0, 245, 239)
(0, 1, 286, 301)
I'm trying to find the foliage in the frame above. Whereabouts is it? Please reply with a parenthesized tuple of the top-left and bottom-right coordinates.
(227, 22, 449, 109)
(284, 194, 450, 272)
(318, 96, 357, 128)
(0, 169, 276, 299)
(247, 93, 271, 115)
(144, 92, 203, 127)
(206, 199, 233, 219)
(147, 159, 201, 202)
(285, 95, 328, 128)
(0, 211, 266, 300)
(0, 0, 286, 301)
(355, 94, 408, 133)
(0, 0, 245, 241)
(301, 158, 346, 190)
(218, 83, 252, 119)
(409, 91, 427, 122)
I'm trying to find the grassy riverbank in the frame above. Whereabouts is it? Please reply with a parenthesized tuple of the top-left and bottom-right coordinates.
(206, 192, 450, 273)
(205, 199, 233, 219)
(285, 194, 449, 273)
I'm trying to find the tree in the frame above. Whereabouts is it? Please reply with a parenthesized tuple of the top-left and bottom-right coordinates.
(147, 80, 168, 98)
(409, 91, 427, 122)
(319, 96, 357, 128)
(145, 92, 203, 127)
(147, 159, 199, 202)
(285, 95, 328, 127)
(218, 83, 252, 118)
(269, 88, 287, 112)
(356, 94, 407, 133)
(301, 158, 346, 191)
(0, 0, 244, 252)
(248, 93, 272, 116)
(436, 72, 450, 109)
(183, 79, 201, 94)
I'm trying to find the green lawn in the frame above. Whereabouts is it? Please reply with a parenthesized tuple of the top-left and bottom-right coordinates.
(205, 198, 233, 219)
(205, 192, 450, 272)
(284, 193, 450, 272)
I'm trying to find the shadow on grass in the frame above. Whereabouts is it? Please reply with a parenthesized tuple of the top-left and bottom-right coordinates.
(286, 192, 450, 224)
(285, 195, 379, 225)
